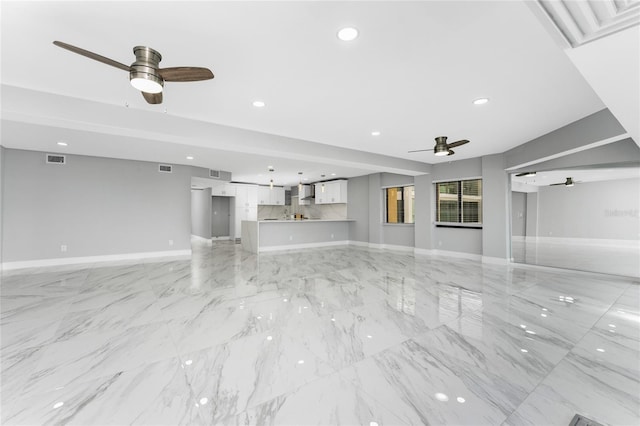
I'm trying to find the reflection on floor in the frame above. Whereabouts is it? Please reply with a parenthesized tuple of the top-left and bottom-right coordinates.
(1, 240, 639, 425)
(512, 239, 640, 278)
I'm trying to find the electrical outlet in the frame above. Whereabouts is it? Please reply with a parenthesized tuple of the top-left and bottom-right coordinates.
(331, 233, 334, 239)
(168, 239, 174, 246)
(289, 235, 293, 241)
(60, 245, 67, 252)
(438, 241, 442, 247)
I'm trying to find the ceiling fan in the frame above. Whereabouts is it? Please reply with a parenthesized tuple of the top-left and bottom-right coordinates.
(515, 171, 536, 177)
(550, 177, 579, 187)
(53, 41, 214, 105)
(408, 136, 470, 156)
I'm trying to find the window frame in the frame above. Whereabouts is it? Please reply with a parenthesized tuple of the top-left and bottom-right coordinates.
(383, 184, 415, 225)
(434, 178, 483, 228)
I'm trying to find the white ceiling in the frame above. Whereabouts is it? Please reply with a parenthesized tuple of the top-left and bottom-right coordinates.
(0, 1, 612, 185)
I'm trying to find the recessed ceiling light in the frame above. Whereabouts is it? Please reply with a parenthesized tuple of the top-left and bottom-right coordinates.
(473, 98, 489, 105)
(337, 27, 359, 41)
(186, 156, 194, 160)
(371, 131, 381, 136)
(331, 173, 336, 176)
(57, 141, 68, 146)
(253, 100, 265, 108)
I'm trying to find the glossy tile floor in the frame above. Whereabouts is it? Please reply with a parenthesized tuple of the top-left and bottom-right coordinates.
(512, 239, 640, 278)
(1, 240, 639, 425)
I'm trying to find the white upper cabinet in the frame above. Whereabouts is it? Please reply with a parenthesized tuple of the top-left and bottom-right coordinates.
(211, 182, 236, 197)
(314, 180, 348, 204)
(257, 186, 285, 205)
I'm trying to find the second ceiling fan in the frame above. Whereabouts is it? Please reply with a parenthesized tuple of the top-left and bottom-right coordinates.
(53, 41, 214, 105)
(409, 136, 470, 156)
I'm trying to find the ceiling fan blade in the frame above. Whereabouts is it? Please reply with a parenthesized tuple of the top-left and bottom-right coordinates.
(516, 171, 536, 177)
(447, 150, 455, 156)
(158, 67, 214, 82)
(447, 139, 470, 148)
(142, 91, 163, 104)
(549, 182, 565, 186)
(53, 41, 130, 72)
(408, 148, 435, 153)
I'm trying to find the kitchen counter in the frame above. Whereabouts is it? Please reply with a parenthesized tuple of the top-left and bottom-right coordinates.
(259, 219, 355, 223)
(242, 219, 353, 253)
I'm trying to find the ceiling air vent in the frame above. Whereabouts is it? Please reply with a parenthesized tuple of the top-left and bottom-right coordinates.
(46, 154, 66, 165)
(158, 164, 173, 173)
(209, 169, 220, 178)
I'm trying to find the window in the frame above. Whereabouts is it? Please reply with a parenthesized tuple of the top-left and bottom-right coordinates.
(436, 179, 482, 225)
(385, 186, 415, 224)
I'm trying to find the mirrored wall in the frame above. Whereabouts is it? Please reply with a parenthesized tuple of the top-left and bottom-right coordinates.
(510, 166, 640, 277)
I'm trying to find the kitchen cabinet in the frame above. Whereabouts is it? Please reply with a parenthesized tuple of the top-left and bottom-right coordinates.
(314, 180, 348, 204)
(257, 186, 285, 205)
(211, 182, 236, 197)
(230, 183, 258, 239)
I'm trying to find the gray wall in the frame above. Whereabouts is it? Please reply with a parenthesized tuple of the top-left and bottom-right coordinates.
(347, 175, 370, 243)
(368, 174, 383, 245)
(431, 157, 483, 255)
(537, 177, 640, 240)
(190, 188, 212, 239)
(380, 173, 415, 247)
(482, 154, 509, 259)
(522, 138, 639, 172)
(433, 227, 483, 254)
(0, 146, 4, 263)
(380, 172, 415, 188)
(414, 173, 432, 251)
(259, 221, 349, 247)
(505, 109, 627, 169)
(526, 192, 538, 237)
(2, 149, 192, 262)
(511, 192, 527, 237)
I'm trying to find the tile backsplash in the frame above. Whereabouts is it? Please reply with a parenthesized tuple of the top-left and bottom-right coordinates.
(258, 199, 347, 220)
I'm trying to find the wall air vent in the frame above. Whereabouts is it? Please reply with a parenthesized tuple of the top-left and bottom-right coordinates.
(209, 169, 221, 178)
(46, 154, 66, 165)
(158, 164, 173, 173)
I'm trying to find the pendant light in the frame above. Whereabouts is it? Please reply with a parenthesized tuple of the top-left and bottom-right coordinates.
(321, 174, 326, 193)
(268, 166, 275, 190)
(298, 172, 303, 193)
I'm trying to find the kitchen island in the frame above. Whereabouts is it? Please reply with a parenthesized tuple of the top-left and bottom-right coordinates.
(241, 219, 354, 253)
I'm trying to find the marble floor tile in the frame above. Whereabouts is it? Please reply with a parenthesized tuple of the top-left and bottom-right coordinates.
(182, 330, 334, 423)
(3, 357, 203, 426)
(53, 289, 163, 340)
(341, 339, 512, 425)
(229, 371, 404, 426)
(505, 328, 640, 426)
(1, 240, 638, 426)
(20, 321, 178, 397)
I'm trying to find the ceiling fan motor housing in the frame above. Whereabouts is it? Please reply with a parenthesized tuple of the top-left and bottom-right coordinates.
(434, 136, 449, 156)
(129, 46, 164, 93)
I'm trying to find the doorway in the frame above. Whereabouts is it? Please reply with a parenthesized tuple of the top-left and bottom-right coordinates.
(211, 196, 230, 238)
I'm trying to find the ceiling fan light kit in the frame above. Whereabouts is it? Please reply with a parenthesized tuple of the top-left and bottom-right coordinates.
(129, 46, 164, 93)
(434, 144, 449, 156)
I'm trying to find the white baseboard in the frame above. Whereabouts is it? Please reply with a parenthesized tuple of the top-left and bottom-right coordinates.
(522, 236, 639, 248)
(1, 249, 192, 271)
(348, 240, 371, 248)
(430, 249, 483, 261)
(259, 240, 349, 252)
(190, 235, 212, 243)
(413, 248, 434, 256)
(482, 255, 510, 265)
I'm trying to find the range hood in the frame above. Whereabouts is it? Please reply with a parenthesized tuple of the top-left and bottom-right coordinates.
(301, 184, 315, 200)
